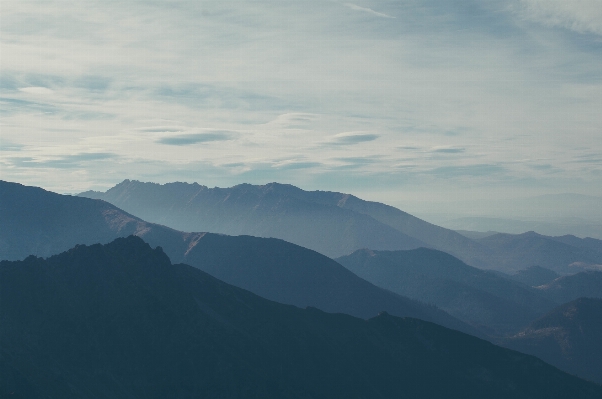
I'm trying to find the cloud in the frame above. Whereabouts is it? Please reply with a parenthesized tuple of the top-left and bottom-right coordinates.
(157, 131, 236, 146)
(0, 141, 24, 151)
(431, 146, 466, 154)
(8, 152, 118, 169)
(18, 87, 54, 95)
(328, 132, 379, 145)
(428, 164, 505, 178)
(273, 161, 321, 170)
(344, 3, 394, 19)
(517, 0, 602, 35)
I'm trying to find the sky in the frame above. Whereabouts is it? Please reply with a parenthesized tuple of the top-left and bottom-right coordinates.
(1, 0, 601, 217)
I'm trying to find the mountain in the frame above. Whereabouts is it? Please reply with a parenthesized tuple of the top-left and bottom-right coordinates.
(336, 248, 556, 334)
(80, 181, 427, 258)
(505, 298, 602, 384)
(2, 237, 601, 398)
(535, 271, 602, 303)
(475, 231, 602, 273)
(80, 180, 602, 273)
(510, 266, 560, 287)
(0, 180, 476, 336)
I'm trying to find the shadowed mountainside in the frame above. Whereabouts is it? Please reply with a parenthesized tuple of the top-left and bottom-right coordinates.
(0, 180, 476, 336)
(2, 237, 601, 398)
(535, 271, 602, 304)
(509, 265, 560, 287)
(336, 248, 556, 334)
(504, 298, 602, 384)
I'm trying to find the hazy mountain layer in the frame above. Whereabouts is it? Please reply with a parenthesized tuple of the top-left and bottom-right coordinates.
(509, 266, 561, 287)
(2, 237, 601, 398)
(80, 181, 426, 258)
(535, 271, 602, 303)
(80, 180, 602, 273)
(505, 298, 602, 384)
(476, 232, 602, 273)
(0, 180, 475, 336)
(336, 248, 556, 334)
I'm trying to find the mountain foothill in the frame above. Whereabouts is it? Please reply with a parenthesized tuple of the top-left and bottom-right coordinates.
(3, 179, 602, 394)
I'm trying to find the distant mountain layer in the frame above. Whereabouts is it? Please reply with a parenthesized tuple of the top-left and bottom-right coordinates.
(535, 271, 602, 304)
(336, 248, 556, 334)
(475, 231, 602, 274)
(2, 237, 600, 399)
(80, 181, 427, 258)
(505, 298, 602, 384)
(79, 180, 602, 272)
(509, 265, 560, 287)
(0, 180, 476, 336)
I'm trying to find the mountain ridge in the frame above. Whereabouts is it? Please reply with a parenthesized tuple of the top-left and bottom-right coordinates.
(2, 236, 601, 398)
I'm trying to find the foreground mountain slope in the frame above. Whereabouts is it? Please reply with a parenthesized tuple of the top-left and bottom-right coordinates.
(0, 180, 475, 335)
(504, 298, 602, 384)
(336, 248, 556, 334)
(2, 237, 600, 399)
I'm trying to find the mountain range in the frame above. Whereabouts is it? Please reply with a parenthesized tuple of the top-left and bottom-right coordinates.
(0, 180, 476, 336)
(3, 236, 601, 398)
(80, 180, 602, 273)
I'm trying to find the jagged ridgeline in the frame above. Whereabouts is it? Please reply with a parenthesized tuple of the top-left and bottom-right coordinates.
(2, 237, 601, 399)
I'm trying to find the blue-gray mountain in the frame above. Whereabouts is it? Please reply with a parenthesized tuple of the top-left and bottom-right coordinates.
(2, 237, 601, 398)
(80, 180, 602, 273)
(0, 180, 477, 336)
(505, 298, 602, 384)
(336, 248, 557, 335)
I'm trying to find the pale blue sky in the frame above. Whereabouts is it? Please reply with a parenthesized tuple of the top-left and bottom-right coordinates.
(1, 0, 601, 215)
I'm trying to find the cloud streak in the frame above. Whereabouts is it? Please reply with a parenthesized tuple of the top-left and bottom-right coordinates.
(157, 131, 236, 146)
(344, 3, 395, 19)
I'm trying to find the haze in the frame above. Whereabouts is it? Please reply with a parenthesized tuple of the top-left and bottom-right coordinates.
(1, 0, 601, 222)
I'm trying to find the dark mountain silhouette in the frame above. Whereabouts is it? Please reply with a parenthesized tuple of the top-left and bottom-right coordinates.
(2, 237, 601, 398)
(0, 180, 476, 336)
(475, 231, 602, 273)
(510, 265, 560, 287)
(336, 248, 556, 334)
(80, 180, 602, 273)
(535, 271, 602, 303)
(505, 298, 602, 384)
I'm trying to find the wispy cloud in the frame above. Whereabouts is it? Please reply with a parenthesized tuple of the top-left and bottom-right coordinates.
(517, 0, 602, 35)
(344, 3, 395, 19)
(8, 152, 118, 169)
(2, 0, 601, 208)
(18, 87, 54, 95)
(157, 131, 236, 146)
(327, 132, 379, 146)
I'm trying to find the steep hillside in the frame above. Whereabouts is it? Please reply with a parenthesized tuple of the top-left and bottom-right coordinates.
(510, 266, 560, 287)
(535, 271, 602, 303)
(505, 298, 602, 384)
(336, 248, 555, 334)
(2, 237, 600, 398)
